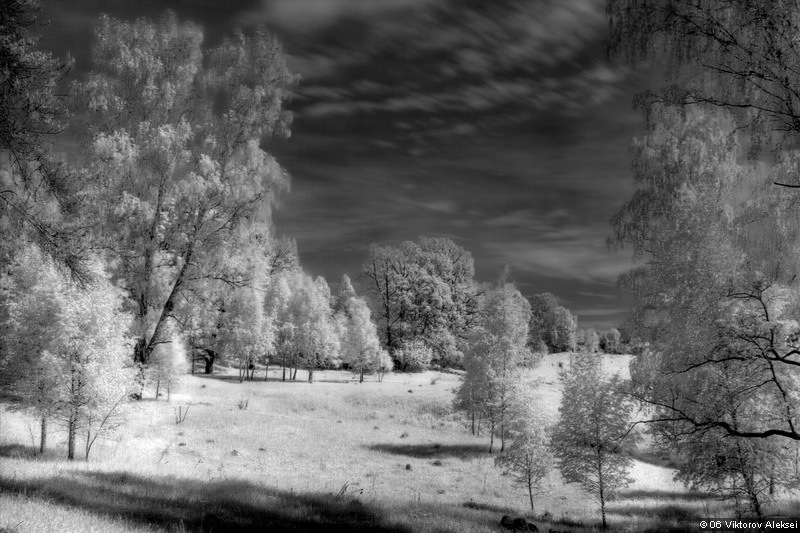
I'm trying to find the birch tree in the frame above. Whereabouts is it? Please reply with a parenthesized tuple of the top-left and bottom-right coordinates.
(73, 13, 294, 377)
(457, 283, 531, 452)
(551, 354, 635, 529)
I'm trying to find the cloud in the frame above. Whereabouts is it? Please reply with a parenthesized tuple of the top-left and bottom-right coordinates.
(254, 0, 631, 146)
(243, 0, 440, 30)
(485, 239, 637, 284)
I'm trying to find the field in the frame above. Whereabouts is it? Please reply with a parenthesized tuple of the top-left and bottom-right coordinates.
(0, 354, 791, 532)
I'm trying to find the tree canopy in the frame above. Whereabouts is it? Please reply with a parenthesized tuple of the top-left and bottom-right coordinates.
(72, 12, 295, 366)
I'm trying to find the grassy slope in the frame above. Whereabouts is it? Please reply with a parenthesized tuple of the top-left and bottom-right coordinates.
(0, 354, 783, 532)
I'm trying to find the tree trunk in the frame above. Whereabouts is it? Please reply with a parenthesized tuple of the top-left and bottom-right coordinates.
(471, 409, 475, 435)
(39, 416, 47, 454)
(67, 411, 77, 460)
(528, 480, 535, 511)
(264, 361, 269, 381)
(204, 350, 215, 374)
(359, 363, 364, 383)
(155, 376, 161, 400)
(488, 419, 495, 453)
(500, 423, 506, 452)
(292, 366, 298, 380)
(308, 369, 314, 383)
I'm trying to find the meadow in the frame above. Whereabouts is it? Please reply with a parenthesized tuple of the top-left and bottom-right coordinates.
(0, 354, 789, 532)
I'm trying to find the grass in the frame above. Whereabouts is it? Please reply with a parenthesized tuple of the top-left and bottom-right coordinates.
(0, 354, 796, 531)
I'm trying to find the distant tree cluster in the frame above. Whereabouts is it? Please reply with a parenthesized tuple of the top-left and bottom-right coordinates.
(361, 236, 481, 369)
(528, 293, 577, 353)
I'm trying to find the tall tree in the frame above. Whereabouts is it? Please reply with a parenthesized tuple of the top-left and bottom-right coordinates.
(73, 13, 294, 372)
(552, 354, 636, 529)
(529, 292, 577, 353)
(457, 283, 531, 452)
(361, 236, 480, 367)
(264, 270, 340, 382)
(496, 384, 553, 511)
(337, 294, 384, 383)
(614, 103, 800, 444)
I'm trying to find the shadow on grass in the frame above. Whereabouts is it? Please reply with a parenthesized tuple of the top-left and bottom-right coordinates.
(0, 444, 64, 462)
(0, 470, 411, 532)
(194, 374, 351, 385)
(618, 489, 716, 502)
(367, 442, 487, 459)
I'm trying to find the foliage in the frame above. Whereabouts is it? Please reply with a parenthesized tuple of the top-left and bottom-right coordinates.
(457, 283, 531, 452)
(551, 353, 635, 528)
(361, 236, 480, 367)
(337, 292, 384, 382)
(599, 328, 621, 354)
(147, 337, 190, 399)
(607, 0, 800, 156)
(0, 244, 134, 459)
(73, 12, 294, 368)
(394, 339, 433, 372)
(529, 293, 577, 352)
(611, 103, 800, 513)
(496, 384, 553, 511)
(0, 0, 84, 275)
(579, 328, 600, 354)
(265, 270, 340, 381)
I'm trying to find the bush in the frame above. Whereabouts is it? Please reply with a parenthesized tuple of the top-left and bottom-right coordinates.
(394, 339, 433, 372)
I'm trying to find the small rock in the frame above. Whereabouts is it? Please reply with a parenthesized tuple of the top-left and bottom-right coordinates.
(436, 489, 445, 494)
(408, 389, 413, 393)
(405, 464, 412, 470)
(337, 420, 342, 424)
(373, 426, 379, 430)
(230, 449, 239, 456)
(432, 459, 442, 466)
(178, 442, 187, 447)
(400, 432, 409, 438)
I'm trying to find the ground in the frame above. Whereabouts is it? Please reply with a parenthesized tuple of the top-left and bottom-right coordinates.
(1, 353, 795, 532)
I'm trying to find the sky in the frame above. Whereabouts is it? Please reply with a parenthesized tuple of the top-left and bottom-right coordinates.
(39, 0, 648, 329)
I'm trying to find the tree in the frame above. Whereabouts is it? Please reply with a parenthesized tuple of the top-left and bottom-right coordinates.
(579, 328, 600, 353)
(361, 236, 480, 367)
(338, 294, 383, 382)
(1, 245, 134, 459)
(599, 328, 621, 354)
(606, 0, 800, 159)
(457, 283, 531, 452)
(614, 103, 800, 442)
(73, 12, 294, 374)
(147, 337, 190, 400)
(1, 244, 67, 453)
(496, 383, 553, 511)
(529, 293, 577, 352)
(551, 354, 636, 528)
(265, 270, 340, 382)
(0, 1, 86, 269)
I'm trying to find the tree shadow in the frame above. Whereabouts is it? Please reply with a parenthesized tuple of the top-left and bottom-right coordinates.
(617, 489, 717, 502)
(0, 443, 63, 462)
(367, 442, 487, 459)
(0, 469, 412, 532)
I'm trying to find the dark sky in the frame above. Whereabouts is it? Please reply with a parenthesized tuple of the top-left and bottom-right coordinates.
(39, 0, 646, 329)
